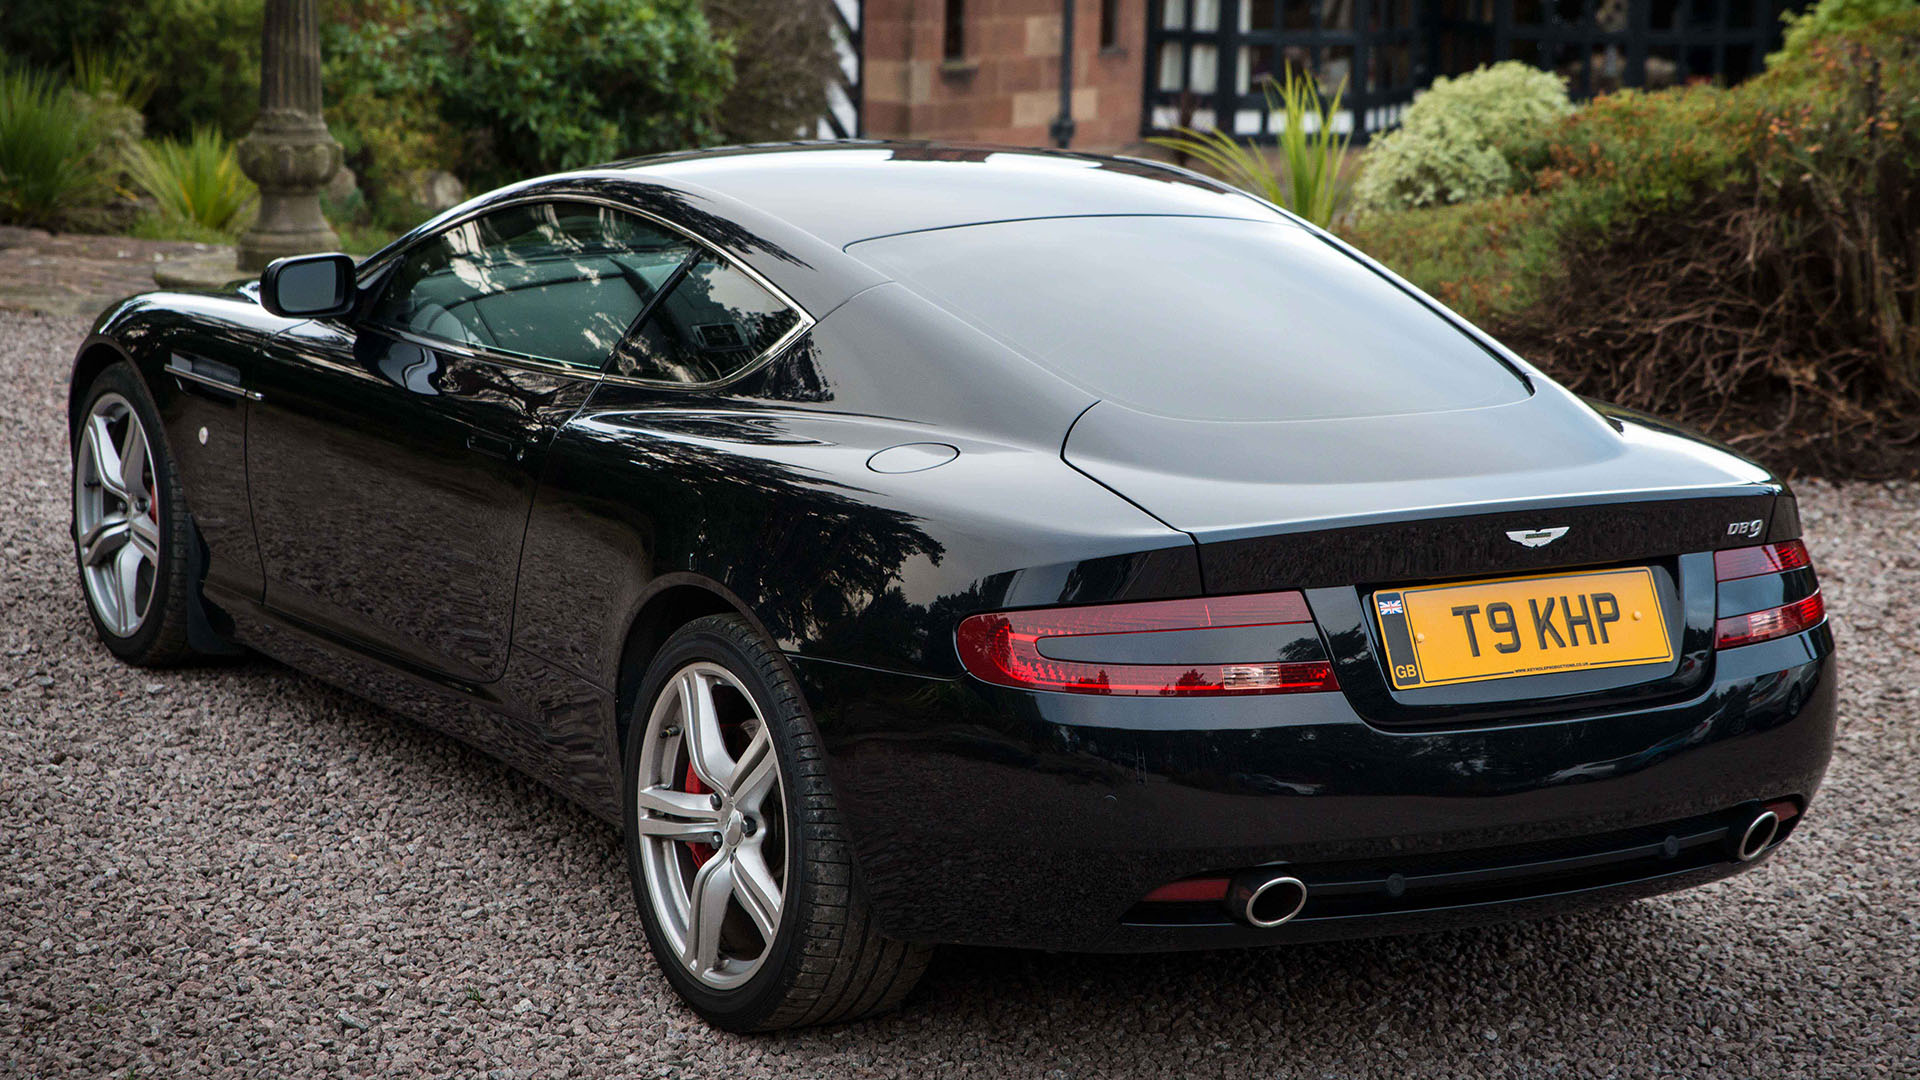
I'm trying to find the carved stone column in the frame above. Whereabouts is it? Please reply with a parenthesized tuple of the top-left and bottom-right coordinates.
(237, 0, 342, 271)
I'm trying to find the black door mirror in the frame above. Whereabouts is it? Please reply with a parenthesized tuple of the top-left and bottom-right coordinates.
(260, 253, 358, 318)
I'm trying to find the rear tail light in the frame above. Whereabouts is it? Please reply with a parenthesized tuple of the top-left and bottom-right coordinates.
(955, 592, 1338, 696)
(1714, 539, 1812, 580)
(1714, 540, 1824, 649)
(1715, 592, 1825, 649)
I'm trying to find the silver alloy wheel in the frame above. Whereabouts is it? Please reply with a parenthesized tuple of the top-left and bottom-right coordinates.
(634, 662, 787, 990)
(73, 392, 161, 637)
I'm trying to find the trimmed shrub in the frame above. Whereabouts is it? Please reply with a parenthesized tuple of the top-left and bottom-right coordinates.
(1353, 61, 1573, 213)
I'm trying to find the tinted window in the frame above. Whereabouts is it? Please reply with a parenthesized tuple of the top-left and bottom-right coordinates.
(849, 216, 1529, 422)
(610, 252, 803, 385)
(370, 201, 693, 368)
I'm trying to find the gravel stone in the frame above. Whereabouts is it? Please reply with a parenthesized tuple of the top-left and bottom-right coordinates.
(3, 309, 1917, 1076)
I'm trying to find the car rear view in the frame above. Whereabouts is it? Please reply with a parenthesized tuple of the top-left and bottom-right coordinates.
(941, 497, 1832, 948)
(844, 211, 1837, 952)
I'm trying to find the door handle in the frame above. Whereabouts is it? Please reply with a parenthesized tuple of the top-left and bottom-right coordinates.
(465, 432, 523, 462)
(166, 354, 262, 401)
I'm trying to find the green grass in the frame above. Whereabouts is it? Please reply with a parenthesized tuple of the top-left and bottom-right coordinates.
(125, 214, 243, 245)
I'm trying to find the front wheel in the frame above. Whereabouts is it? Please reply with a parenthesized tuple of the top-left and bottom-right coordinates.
(622, 615, 930, 1031)
(71, 363, 196, 666)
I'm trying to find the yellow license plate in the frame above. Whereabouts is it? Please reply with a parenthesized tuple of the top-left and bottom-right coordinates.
(1375, 568, 1673, 689)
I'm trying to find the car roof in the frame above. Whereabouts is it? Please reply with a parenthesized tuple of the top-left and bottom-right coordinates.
(598, 141, 1283, 248)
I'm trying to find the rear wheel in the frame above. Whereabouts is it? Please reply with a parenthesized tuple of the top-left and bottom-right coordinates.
(622, 615, 930, 1031)
(71, 364, 195, 666)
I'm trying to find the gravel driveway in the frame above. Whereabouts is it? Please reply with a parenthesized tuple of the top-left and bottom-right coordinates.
(4, 308, 1916, 1078)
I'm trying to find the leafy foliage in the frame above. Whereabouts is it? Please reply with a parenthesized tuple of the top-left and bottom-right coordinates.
(124, 127, 257, 233)
(122, 0, 264, 137)
(1352, 61, 1572, 213)
(1349, 12, 1920, 476)
(0, 0, 132, 72)
(1148, 68, 1353, 227)
(1773, 0, 1917, 62)
(326, 0, 733, 194)
(0, 65, 116, 228)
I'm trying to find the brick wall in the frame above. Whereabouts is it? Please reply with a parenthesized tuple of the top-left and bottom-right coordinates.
(862, 0, 1149, 151)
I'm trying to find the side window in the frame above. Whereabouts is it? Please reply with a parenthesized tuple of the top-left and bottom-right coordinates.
(610, 251, 804, 385)
(367, 201, 693, 369)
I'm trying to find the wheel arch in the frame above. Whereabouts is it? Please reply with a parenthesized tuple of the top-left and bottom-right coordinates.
(612, 573, 786, 758)
(68, 336, 140, 444)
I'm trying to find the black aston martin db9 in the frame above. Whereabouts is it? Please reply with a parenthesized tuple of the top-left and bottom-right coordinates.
(67, 143, 1835, 1031)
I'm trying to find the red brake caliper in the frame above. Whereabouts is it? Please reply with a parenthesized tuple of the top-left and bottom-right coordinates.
(683, 763, 716, 868)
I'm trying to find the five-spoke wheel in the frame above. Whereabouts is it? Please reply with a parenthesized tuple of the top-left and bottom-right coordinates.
(73, 391, 161, 637)
(71, 364, 195, 665)
(633, 661, 787, 990)
(622, 615, 930, 1031)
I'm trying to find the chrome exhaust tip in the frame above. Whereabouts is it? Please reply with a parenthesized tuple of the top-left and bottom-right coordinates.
(1228, 872, 1309, 928)
(1735, 810, 1780, 862)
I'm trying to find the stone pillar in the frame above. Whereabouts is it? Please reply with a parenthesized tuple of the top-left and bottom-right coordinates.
(237, 0, 342, 271)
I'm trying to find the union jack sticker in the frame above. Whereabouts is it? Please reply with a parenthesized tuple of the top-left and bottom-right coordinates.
(1377, 598, 1405, 615)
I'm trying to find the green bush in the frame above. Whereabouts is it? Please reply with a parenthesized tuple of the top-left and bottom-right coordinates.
(1353, 61, 1573, 213)
(1, 0, 260, 138)
(1773, 0, 1917, 62)
(123, 0, 263, 137)
(125, 127, 257, 233)
(0, 65, 116, 228)
(326, 0, 733, 193)
(0, 1, 132, 72)
(1347, 12, 1920, 476)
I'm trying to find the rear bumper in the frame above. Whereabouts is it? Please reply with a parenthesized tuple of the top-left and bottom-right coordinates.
(793, 623, 1836, 952)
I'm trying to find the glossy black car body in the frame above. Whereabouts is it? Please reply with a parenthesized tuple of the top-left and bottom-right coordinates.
(70, 143, 1835, 954)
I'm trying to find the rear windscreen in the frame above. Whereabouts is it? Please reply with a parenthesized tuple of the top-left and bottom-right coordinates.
(849, 216, 1530, 422)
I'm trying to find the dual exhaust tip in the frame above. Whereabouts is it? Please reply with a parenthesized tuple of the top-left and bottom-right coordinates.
(1219, 804, 1785, 929)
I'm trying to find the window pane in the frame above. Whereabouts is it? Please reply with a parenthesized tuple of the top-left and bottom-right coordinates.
(850, 216, 1527, 423)
(370, 201, 692, 368)
(612, 252, 803, 385)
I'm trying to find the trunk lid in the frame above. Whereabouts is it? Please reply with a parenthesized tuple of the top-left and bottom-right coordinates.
(1062, 388, 1791, 724)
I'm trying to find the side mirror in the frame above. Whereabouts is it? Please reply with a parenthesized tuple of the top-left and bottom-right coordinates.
(260, 253, 358, 318)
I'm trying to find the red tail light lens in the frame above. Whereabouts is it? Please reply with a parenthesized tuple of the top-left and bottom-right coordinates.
(1714, 540, 1824, 649)
(1714, 540, 1811, 581)
(955, 593, 1338, 697)
(1715, 591, 1825, 649)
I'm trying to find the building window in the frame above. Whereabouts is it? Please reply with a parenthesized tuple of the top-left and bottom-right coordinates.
(944, 0, 965, 60)
(1101, 0, 1122, 48)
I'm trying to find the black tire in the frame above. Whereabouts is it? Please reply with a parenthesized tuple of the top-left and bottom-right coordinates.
(622, 614, 931, 1032)
(70, 362, 196, 666)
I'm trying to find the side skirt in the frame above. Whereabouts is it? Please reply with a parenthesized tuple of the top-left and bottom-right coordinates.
(208, 584, 623, 823)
